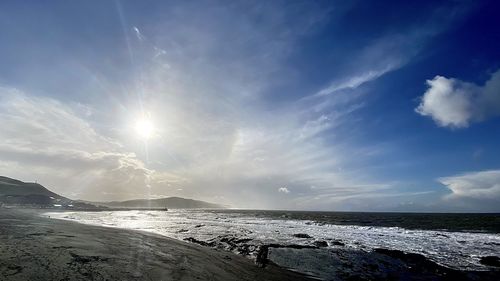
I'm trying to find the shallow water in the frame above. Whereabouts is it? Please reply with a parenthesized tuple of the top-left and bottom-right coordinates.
(44, 209, 500, 272)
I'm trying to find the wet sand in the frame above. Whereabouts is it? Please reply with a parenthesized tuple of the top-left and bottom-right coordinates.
(0, 209, 310, 281)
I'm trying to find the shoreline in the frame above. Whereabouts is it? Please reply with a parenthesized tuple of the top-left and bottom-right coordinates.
(0, 208, 312, 281)
(3, 208, 499, 280)
(41, 208, 500, 280)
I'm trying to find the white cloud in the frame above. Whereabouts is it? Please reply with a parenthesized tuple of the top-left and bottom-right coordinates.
(315, 63, 398, 97)
(416, 70, 500, 128)
(278, 187, 290, 194)
(439, 170, 500, 200)
(132, 26, 144, 41)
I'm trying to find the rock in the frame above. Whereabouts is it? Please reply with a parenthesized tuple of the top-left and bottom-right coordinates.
(314, 240, 328, 247)
(268, 243, 317, 250)
(330, 240, 345, 246)
(183, 237, 215, 247)
(68, 252, 108, 264)
(293, 233, 312, 239)
(255, 243, 319, 268)
(480, 256, 500, 267)
(374, 248, 427, 263)
(234, 238, 253, 244)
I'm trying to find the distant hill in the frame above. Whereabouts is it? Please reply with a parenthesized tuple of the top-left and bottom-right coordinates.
(100, 197, 224, 209)
(0, 176, 67, 200)
(0, 176, 96, 209)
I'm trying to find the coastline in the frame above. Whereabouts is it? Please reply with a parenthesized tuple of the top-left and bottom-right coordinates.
(0, 208, 311, 281)
(42, 209, 500, 280)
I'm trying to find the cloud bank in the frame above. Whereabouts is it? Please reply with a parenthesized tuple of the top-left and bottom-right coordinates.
(439, 169, 500, 201)
(416, 70, 500, 128)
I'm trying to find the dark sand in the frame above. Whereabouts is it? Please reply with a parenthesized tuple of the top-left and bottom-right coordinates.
(0, 209, 310, 281)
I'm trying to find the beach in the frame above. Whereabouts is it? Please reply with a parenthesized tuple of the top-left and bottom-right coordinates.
(0, 209, 310, 281)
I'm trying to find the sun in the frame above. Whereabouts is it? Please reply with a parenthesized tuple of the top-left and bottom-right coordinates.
(134, 117, 155, 139)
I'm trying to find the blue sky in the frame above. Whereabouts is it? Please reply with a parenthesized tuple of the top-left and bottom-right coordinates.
(0, 0, 499, 211)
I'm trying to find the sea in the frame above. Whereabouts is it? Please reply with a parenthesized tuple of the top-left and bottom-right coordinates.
(44, 209, 500, 279)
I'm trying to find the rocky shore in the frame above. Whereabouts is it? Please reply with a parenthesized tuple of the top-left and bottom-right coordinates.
(181, 233, 500, 280)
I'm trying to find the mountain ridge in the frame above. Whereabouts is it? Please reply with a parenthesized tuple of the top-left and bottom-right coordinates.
(0, 176, 224, 209)
(98, 196, 224, 209)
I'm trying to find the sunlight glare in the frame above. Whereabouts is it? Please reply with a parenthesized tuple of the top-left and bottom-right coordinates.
(134, 117, 154, 139)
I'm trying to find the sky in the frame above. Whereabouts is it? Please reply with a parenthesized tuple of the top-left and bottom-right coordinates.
(0, 0, 499, 212)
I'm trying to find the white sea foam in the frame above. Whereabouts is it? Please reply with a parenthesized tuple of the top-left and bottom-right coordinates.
(44, 210, 500, 271)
